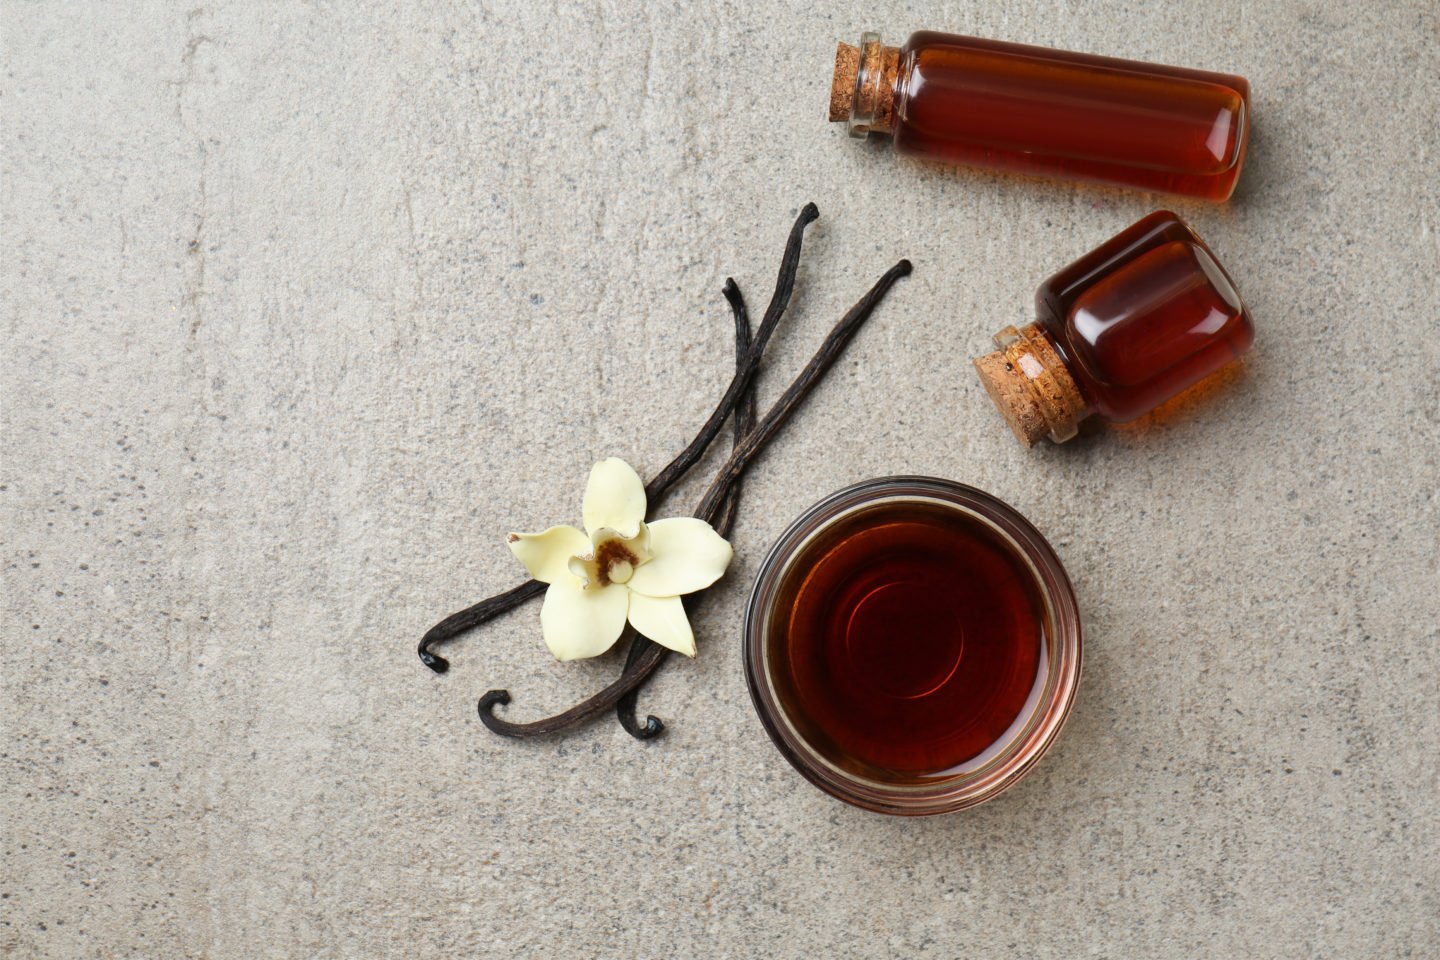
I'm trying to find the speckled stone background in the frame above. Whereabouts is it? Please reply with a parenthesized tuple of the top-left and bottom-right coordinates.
(3, 1, 1437, 956)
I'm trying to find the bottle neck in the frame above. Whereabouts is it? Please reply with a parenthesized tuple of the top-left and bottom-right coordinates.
(829, 33, 901, 138)
(972, 323, 1089, 446)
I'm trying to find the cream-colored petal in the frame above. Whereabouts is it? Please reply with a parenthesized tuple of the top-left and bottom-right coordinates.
(566, 553, 599, 588)
(507, 525, 590, 584)
(626, 517, 733, 598)
(581, 457, 647, 538)
(627, 592, 696, 658)
(539, 578, 629, 661)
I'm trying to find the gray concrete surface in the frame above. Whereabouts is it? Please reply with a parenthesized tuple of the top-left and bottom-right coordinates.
(3, 1, 1437, 956)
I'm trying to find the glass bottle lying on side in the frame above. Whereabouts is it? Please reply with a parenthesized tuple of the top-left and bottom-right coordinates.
(829, 31, 1251, 200)
(973, 211, 1255, 446)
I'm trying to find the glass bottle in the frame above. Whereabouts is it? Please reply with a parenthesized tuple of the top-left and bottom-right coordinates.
(973, 211, 1254, 445)
(829, 31, 1251, 200)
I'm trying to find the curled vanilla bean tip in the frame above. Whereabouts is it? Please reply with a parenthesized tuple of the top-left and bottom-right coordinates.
(419, 646, 450, 674)
(632, 715, 665, 739)
(478, 690, 513, 730)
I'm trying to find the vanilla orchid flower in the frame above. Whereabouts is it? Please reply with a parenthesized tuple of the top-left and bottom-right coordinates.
(506, 458, 733, 661)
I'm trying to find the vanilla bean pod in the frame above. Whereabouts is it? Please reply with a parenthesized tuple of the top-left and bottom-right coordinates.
(711, 280, 762, 538)
(417, 580, 546, 673)
(417, 205, 819, 674)
(616, 279, 759, 739)
(478, 256, 912, 738)
(693, 258, 914, 521)
(638, 205, 816, 500)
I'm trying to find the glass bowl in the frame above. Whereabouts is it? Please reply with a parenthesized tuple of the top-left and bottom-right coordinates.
(743, 477, 1082, 815)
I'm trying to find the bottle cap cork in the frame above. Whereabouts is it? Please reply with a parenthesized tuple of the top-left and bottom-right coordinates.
(828, 43, 861, 122)
(827, 37, 899, 135)
(973, 324, 1087, 446)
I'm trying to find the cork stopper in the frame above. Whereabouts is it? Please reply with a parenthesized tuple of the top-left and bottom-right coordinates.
(828, 43, 860, 122)
(828, 36, 900, 136)
(973, 323, 1088, 446)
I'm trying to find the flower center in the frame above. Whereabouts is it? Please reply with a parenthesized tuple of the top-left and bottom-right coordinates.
(594, 538, 640, 587)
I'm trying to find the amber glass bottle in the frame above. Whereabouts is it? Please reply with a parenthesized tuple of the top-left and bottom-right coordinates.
(829, 31, 1251, 200)
(974, 211, 1254, 445)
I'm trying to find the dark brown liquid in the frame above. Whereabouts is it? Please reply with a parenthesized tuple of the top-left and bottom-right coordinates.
(892, 32, 1250, 200)
(1037, 211, 1254, 422)
(767, 501, 1047, 783)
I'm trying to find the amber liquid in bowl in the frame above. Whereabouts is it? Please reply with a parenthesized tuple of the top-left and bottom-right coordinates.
(766, 500, 1048, 783)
